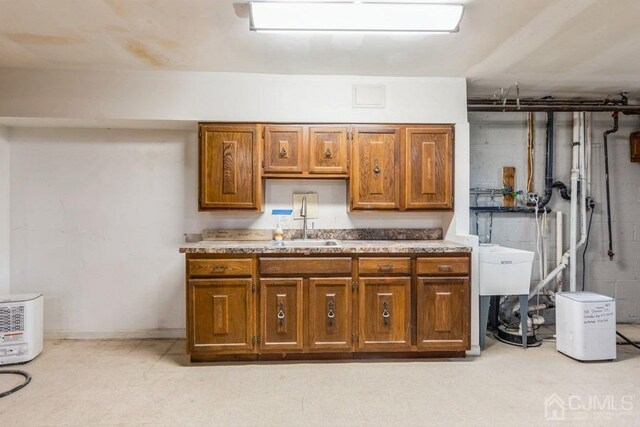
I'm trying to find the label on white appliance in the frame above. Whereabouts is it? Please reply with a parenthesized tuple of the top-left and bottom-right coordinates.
(583, 303, 615, 325)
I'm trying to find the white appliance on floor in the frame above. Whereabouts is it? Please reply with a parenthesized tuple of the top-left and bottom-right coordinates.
(0, 294, 43, 365)
(556, 292, 616, 361)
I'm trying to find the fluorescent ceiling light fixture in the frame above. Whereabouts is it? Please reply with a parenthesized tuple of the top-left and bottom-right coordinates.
(249, 2, 464, 33)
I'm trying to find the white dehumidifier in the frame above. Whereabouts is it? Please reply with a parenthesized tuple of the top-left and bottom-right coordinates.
(0, 294, 43, 365)
(556, 292, 616, 361)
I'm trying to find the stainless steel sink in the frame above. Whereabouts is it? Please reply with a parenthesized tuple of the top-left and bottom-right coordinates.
(266, 239, 341, 248)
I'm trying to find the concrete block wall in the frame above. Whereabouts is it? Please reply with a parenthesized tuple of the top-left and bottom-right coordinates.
(0, 126, 9, 294)
(470, 112, 640, 323)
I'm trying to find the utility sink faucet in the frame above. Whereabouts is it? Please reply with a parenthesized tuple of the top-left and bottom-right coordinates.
(300, 196, 309, 240)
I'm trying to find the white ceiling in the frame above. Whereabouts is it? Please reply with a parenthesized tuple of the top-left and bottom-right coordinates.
(1, 0, 639, 98)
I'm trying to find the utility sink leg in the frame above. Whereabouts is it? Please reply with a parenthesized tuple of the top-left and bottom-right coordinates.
(519, 295, 528, 350)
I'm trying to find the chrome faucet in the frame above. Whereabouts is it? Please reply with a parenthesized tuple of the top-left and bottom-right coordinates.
(300, 196, 309, 240)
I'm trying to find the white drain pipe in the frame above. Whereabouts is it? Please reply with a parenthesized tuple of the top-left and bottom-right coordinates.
(527, 112, 589, 298)
(585, 113, 593, 197)
(556, 211, 563, 292)
(570, 112, 591, 291)
(569, 113, 581, 291)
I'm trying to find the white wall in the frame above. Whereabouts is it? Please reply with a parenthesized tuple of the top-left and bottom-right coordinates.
(470, 112, 640, 322)
(0, 126, 9, 294)
(1, 69, 475, 346)
(9, 128, 189, 337)
(0, 69, 467, 124)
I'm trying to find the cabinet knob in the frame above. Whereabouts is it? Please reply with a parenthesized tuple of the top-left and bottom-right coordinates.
(279, 147, 288, 158)
(324, 148, 333, 158)
(277, 302, 286, 325)
(382, 301, 390, 325)
(327, 300, 335, 326)
(373, 159, 381, 175)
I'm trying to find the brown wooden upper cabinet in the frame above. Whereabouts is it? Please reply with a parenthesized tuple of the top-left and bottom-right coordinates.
(350, 126, 401, 210)
(403, 125, 454, 210)
(262, 125, 349, 178)
(198, 122, 454, 211)
(308, 126, 349, 175)
(199, 124, 262, 210)
(263, 125, 305, 174)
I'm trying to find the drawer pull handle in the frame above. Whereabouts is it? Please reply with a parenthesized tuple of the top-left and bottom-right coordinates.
(212, 265, 228, 272)
(382, 301, 390, 325)
(378, 264, 393, 271)
(438, 265, 453, 272)
(277, 302, 285, 325)
(327, 300, 335, 326)
(373, 159, 381, 175)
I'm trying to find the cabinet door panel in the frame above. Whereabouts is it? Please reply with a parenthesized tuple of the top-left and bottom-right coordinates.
(308, 126, 349, 175)
(417, 277, 469, 351)
(199, 125, 259, 209)
(358, 277, 411, 351)
(260, 278, 304, 352)
(351, 127, 400, 210)
(308, 278, 353, 351)
(263, 126, 304, 173)
(404, 126, 453, 210)
(189, 279, 254, 353)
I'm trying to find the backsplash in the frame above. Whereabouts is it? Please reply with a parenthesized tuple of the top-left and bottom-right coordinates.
(284, 228, 443, 240)
(195, 228, 443, 242)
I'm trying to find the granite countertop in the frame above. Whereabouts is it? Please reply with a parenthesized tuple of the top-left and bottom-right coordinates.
(179, 240, 471, 254)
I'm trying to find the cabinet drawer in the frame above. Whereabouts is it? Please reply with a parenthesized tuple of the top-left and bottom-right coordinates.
(188, 259, 253, 277)
(416, 257, 469, 276)
(358, 257, 411, 275)
(260, 257, 352, 275)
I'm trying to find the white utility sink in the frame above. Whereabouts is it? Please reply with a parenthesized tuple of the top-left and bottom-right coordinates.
(266, 239, 341, 248)
(478, 244, 534, 295)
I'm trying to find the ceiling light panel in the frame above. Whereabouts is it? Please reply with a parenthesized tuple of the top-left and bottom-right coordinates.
(249, 2, 464, 33)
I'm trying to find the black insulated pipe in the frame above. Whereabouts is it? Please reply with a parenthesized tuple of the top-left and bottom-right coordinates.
(551, 181, 571, 200)
(537, 112, 571, 208)
(537, 112, 555, 207)
(603, 112, 619, 261)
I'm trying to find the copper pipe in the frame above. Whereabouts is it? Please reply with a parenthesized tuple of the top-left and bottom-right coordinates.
(527, 112, 535, 194)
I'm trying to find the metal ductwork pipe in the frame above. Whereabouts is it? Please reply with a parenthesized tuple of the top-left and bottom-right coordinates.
(467, 96, 640, 114)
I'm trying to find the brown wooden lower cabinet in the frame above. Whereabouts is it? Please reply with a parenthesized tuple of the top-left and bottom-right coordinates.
(260, 278, 304, 352)
(358, 277, 411, 351)
(308, 278, 353, 352)
(185, 253, 470, 362)
(188, 278, 254, 354)
(416, 277, 470, 351)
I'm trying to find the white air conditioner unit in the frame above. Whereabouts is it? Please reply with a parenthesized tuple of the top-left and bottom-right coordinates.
(0, 294, 43, 365)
